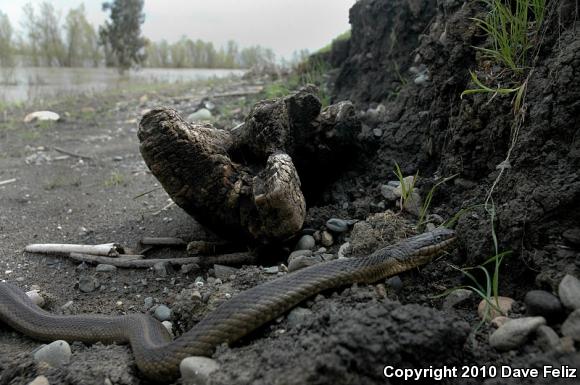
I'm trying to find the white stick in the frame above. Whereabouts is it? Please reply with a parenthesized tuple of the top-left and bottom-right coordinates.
(0, 178, 16, 186)
(24, 243, 124, 257)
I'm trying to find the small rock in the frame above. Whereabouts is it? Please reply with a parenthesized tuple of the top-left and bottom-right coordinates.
(558, 274, 580, 310)
(372, 128, 383, 137)
(78, 276, 100, 293)
(112, 156, 123, 161)
(288, 250, 313, 261)
(442, 288, 473, 309)
(180, 356, 220, 385)
(491, 316, 510, 328)
(321, 253, 336, 261)
(524, 290, 563, 321)
(489, 317, 546, 351)
(478, 297, 514, 321)
(325, 218, 349, 233)
(402, 191, 422, 217)
(154, 305, 172, 321)
(316, 247, 327, 253)
(76, 262, 88, 271)
(153, 262, 168, 277)
(562, 228, 580, 246)
(28, 375, 50, 385)
(558, 336, 577, 353)
(181, 263, 198, 274)
(320, 231, 333, 247)
(535, 325, 561, 352)
(162, 321, 173, 336)
(33, 340, 71, 367)
(24, 111, 60, 123)
(288, 255, 322, 272)
(385, 276, 403, 293)
(338, 242, 351, 259)
(96, 264, 117, 273)
(561, 309, 580, 341)
(187, 108, 212, 122)
(263, 266, 279, 274)
(213, 264, 238, 281)
(380, 185, 400, 201)
(144, 297, 154, 310)
(104, 379, 113, 385)
(61, 300, 73, 310)
(26, 290, 46, 308)
(295, 235, 315, 251)
(286, 307, 313, 328)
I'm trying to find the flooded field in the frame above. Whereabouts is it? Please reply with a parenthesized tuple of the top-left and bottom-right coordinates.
(0, 67, 245, 104)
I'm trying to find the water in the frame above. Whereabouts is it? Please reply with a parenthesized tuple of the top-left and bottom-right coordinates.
(0, 67, 245, 104)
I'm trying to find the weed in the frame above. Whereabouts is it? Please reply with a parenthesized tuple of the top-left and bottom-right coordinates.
(418, 173, 458, 230)
(104, 170, 125, 187)
(473, 0, 545, 73)
(43, 175, 81, 190)
(392, 162, 418, 213)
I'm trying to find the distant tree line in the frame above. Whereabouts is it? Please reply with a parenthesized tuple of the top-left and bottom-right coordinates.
(0, 1, 276, 70)
(145, 38, 275, 69)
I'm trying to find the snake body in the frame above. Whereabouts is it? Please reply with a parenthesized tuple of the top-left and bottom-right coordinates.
(0, 228, 456, 382)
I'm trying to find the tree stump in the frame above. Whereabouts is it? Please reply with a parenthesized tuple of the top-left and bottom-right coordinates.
(138, 86, 360, 245)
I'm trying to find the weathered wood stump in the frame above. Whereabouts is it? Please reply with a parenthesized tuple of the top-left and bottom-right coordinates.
(138, 86, 360, 245)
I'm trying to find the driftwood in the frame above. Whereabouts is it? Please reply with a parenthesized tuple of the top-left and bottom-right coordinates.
(53, 146, 93, 160)
(68, 252, 254, 268)
(140, 237, 187, 246)
(0, 178, 17, 186)
(138, 86, 360, 245)
(25, 243, 124, 257)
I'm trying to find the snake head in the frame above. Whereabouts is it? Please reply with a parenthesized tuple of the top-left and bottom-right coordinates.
(410, 227, 457, 258)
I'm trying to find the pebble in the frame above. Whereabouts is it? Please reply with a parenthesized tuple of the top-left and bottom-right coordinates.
(321, 253, 336, 261)
(489, 316, 546, 351)
(558, 274, 580, 310)
(478, 297, 514, 321)
(338, 242, 350, 259)
(33, 340, 71, 367)
(28, 376, 49, 385)
(213, 264, 238, 281)
(490, 316, 510, 328)
(186, 108, 212, 122)
(96, 264, 117, 273)
(325, 218, 349, 233)
(286, 307, 313, 328)
(385, 276, 403, 293)
(61, 300, 73, 310)
(372, 128, 383, 137)
(380, 185, 399, 201)
(180, 356, 220, 385)
(288, 250, 313, 261)
(144, 297, 154, 310)
(288, 255, 322, 272)
(78, 276, 100, 293)
(535, 325, 561, 352)
(26, 290, 46, 308)
(154, 305, 172, 321)
(181, 263, 198, 274)
(442, 288, 473, 309)
(153, 262, 169, 277)
(562, 228, 580, 245)
(263, 266, 279, 274)
(561, 309, 580, 341)
(402, 191, 422, 217)
(295, 235, 315, 251)
(162, 321, 173, 336)
(320, 231, 334, 247)
(524, 290, 563, 321)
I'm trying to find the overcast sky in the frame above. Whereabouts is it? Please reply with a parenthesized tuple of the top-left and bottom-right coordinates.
(1, 0, 355, 59)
